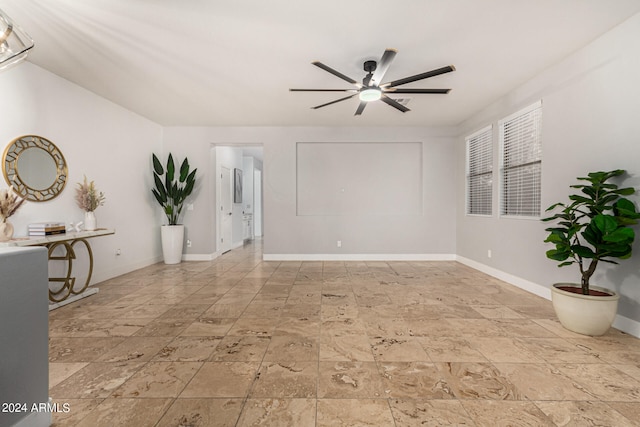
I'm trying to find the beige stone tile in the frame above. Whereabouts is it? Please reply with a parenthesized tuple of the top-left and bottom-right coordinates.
(517, 337, 604, 363)
(318, 361, 386, 399)
(152, 336, 221, 361)
(437, 362, 521, 400)
(111, 361, 202, 398)
(389, 399, 475, 426)
(242, 302, 286, 318)
(614, 364, 640, 381)
(263, 335, 319, 361)
(419, 336, 488, 362)
(274, 317, 320, 337)
(491, 319, 561, 337)
(49, 337, 127, 362)
(180, 361, 260, 398)
(49, 318, 150, 338)
(370, 336, 430, 362)
(50, 361, 146, 398)
(156, 398, 243, 427)
(321, 304, 359, 321)
(238, 399, 316, 427)
(320, 334, 375, 362)
(75, 397, 173, 427)
(202, 303, 247, 318)
(471, 305, 525, 319)
(444, 319, 506, 337)
(607, 402, 640, 424)
(156, 303, 212, 320)
(554, 363, 640, 401)
(321, 318, 368, 336)
(494, 363, 596, 401)
(227, 317, 279, 336)
(96, 336, 173, 362)
(50, 398, 103, 427)
(316, 399, 395, 427)
(281, 303, 322, 319)
(118, 304, 173, 318)
(209, 335, 271, 361)
(461, 400, 555, 426)
(180, 317, 235, 336)
(132, 318, 190, 337)
(49, 362, 88, 388)
(535, 401, 637, 426)
(380, 362, 454, 399)
(249, 361, 317, 398)
(405, 319, 459, 337)
(467, 337, 545, 363)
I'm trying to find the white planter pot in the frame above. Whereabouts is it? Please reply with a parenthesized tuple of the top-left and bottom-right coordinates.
(551, 283, 620, 336)
(161, 225, 184, 265)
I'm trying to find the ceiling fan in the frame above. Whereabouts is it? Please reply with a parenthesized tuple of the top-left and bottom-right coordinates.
(290, 49, 455, 115)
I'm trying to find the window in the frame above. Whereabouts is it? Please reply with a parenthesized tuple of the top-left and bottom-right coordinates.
(466, 125, 493, 215)
(499, 100, 542, 217)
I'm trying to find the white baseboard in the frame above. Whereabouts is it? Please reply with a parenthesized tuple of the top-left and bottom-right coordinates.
(456, 255, 640, 339)
(263, 253, 456, 261)
(456, 256, 551, 300)
(183, 252, 220, 261)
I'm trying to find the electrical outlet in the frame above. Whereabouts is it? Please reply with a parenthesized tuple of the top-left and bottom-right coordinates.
(187, 239, 192, 248)
(115, 248, 121, 256)
(337, 240, 342, 248)
(487, 249, 492, 258)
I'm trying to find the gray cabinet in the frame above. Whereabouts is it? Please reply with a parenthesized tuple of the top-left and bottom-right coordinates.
(0, 247, 50, 427)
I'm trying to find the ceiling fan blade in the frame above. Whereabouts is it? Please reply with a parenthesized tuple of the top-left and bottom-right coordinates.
(290, 89, 358, 92)
(384, 88, 451, 94)
(382, 65, 455, 89)
(354, 101, 367, 116)
(312, 61, 361, 87)
(311, 93, 357, 109)
(380, 95, 410, 113)
(371, 48, 397, 86)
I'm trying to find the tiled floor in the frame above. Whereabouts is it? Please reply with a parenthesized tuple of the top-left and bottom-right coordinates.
(48, 239, 640, 426)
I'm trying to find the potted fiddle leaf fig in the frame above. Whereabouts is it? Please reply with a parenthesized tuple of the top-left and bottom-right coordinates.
(152, 153, 197, 264)
(542, 169, 639, 335)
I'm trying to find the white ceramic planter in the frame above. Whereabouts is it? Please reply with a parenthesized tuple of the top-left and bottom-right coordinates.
(161, 225, 184, 264)
(551, 283, 619, 336)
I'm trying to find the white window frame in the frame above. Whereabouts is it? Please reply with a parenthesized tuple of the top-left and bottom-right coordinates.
(465, 125, 493, 217)
(498, 100, 543, 219)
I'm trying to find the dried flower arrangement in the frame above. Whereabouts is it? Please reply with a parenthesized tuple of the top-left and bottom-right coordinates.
(0, 186, 25, 222)
(75, 176, 105, 212)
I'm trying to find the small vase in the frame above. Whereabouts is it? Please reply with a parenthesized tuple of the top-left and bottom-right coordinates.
(0, 220, 14, 242)
(84, 211, 97, 231)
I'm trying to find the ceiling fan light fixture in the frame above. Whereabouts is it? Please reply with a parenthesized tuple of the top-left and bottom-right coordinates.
(0, 8, 34, 71)
(359, 88, 381, 102)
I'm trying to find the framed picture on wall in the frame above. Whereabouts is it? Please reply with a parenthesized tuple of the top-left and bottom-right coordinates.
(234, 168, 243, 203)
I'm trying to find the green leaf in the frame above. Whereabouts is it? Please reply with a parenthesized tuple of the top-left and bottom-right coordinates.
(546, 249, 571, 261)
(166, 154, 175, 183)
(152, 154, 164, 175)
(593, 215, 617, 234)
(603, 227, 634, 243)
(571, 245, 595, 258)
(153, 174, 166, 201)
(151, 189, 164, 206)
(179, 158, 190, 182)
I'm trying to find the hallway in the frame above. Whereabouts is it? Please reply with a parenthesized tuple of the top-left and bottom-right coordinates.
(48, 240, 640, 426)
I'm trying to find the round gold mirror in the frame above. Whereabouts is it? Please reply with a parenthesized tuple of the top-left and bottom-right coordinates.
(2, 135, 68, 202)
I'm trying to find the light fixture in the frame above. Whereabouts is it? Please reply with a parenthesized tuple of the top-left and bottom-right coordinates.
(359, 88, 381, 102)
(0, 8, 34, 71)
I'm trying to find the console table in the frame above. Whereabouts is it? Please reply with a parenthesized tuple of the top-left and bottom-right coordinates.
(0, 229, 115, 308)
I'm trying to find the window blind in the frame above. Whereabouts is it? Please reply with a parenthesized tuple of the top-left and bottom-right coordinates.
(499, 101, 542, 217)
(466, 126, 493, 215)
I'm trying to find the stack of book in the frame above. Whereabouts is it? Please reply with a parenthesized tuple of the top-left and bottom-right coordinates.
(28, 222, 66, 236)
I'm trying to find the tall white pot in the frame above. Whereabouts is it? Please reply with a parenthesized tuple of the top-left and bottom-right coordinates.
(551, 283, 620, 336)
(161, 225, 184, 265)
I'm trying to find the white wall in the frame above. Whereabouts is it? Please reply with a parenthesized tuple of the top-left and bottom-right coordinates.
(163, 126, 458, 259)
(0, 63, 163, 283)
(456, 13, 640, 326)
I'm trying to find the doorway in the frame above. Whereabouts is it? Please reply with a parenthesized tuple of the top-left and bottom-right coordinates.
(219, 166, 233, 254)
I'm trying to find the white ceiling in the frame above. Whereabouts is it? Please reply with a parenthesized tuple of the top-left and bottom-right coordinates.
(3, 0, 640, 127)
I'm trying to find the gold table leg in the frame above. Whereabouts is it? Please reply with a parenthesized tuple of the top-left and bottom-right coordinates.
(44, 238, 94, 303)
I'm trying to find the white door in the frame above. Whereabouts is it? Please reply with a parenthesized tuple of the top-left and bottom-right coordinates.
(254, 169, 262, 237)
(220, 167, 233, 254)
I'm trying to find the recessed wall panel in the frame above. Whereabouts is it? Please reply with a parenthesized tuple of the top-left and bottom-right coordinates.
(296, 142, 422, 216)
